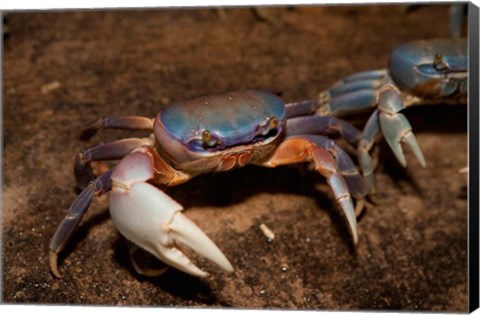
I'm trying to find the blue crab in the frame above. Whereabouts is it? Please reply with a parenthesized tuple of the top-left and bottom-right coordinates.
(318, 38, 467, 193)
(49, 90, 368, 278)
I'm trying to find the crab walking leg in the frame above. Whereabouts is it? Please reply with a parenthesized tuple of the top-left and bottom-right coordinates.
(80, 116, 154, 140)
(285, 100, 319, 118)
(74, 137, 153, 189)
(316, 69, 390, 116)
(285, 115, 363, 148)
(331, 69, 389, 84)
(301, 134, 366, 201)
(259, 137, 358, 244)
(285, 120, 366, 199)
(49, 168, 114, 278)
(357, 110, 381, 194)
(284, 108, 368, 199)
(108, 147, 234, 277)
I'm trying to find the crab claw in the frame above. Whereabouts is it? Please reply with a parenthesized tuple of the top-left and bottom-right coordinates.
(109, 181, 234, 277)
(378, 85, 426, 168)
(379, 111, 426, 168)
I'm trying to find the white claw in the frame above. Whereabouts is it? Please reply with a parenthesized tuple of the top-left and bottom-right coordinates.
(109, 181, 233, 277)
(169, 211, 234, 274)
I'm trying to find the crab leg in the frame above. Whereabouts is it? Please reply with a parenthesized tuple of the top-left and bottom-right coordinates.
(317, 69, 390, 116)
(326, 79, 386, 97)
(49, 168, 114, 278)
(259, 136, 359, 244)
(285, 115, 362, 148)
(285, 119, 366, 199)
(108, 146, 233, 277)
(285, 100, 319, 118)
(80, 116, 154, 140)
(332, 69, 389, 83)
(318, 74, 426, 190)
(357, 110, 381, 193)
(74, 137, 153, 189)
(303, 135, 366, 201)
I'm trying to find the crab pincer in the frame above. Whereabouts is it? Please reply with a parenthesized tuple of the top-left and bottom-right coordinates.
(108, 148, 234, 277)
(376, 84, 426, 168)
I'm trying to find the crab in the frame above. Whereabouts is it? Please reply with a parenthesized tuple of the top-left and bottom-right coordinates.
(49, 90, 377, 278)
(317, 38, 467, 193)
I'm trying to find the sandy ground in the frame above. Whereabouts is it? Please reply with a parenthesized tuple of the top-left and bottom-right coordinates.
(2, 4, 468, 311)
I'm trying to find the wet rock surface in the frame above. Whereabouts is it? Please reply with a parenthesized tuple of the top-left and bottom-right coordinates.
(3, 4, 468, 311)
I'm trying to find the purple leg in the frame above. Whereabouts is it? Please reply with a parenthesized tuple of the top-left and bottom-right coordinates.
(75, 137, 152, 190)
(49, 168, 113, 278)
(285, 100, 319, 118)
(285, 115, 362, 148)
(260, 137, 359, 243)
(80, 116, 154, 140)
(296, 134, 367, 200)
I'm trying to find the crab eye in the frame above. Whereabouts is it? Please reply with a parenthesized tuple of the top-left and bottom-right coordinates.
(201, 129, 220, 148)
(202, 130, 212, 143)
(256, 116, 280, 138)
(434, 53, 448, 71)
(269, 117, 279, 130)
(187, 130, 224, 152)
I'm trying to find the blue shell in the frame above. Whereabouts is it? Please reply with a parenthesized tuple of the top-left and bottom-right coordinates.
(158, 90, 286, 149)
(389, 38, 467, 92)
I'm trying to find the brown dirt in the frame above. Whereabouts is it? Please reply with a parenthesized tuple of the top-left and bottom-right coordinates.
(2, 4, 468, 311)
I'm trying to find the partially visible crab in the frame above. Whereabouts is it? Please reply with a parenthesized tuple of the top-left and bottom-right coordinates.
(318, 38, 467, 193)
(50, 90, 372, 278)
